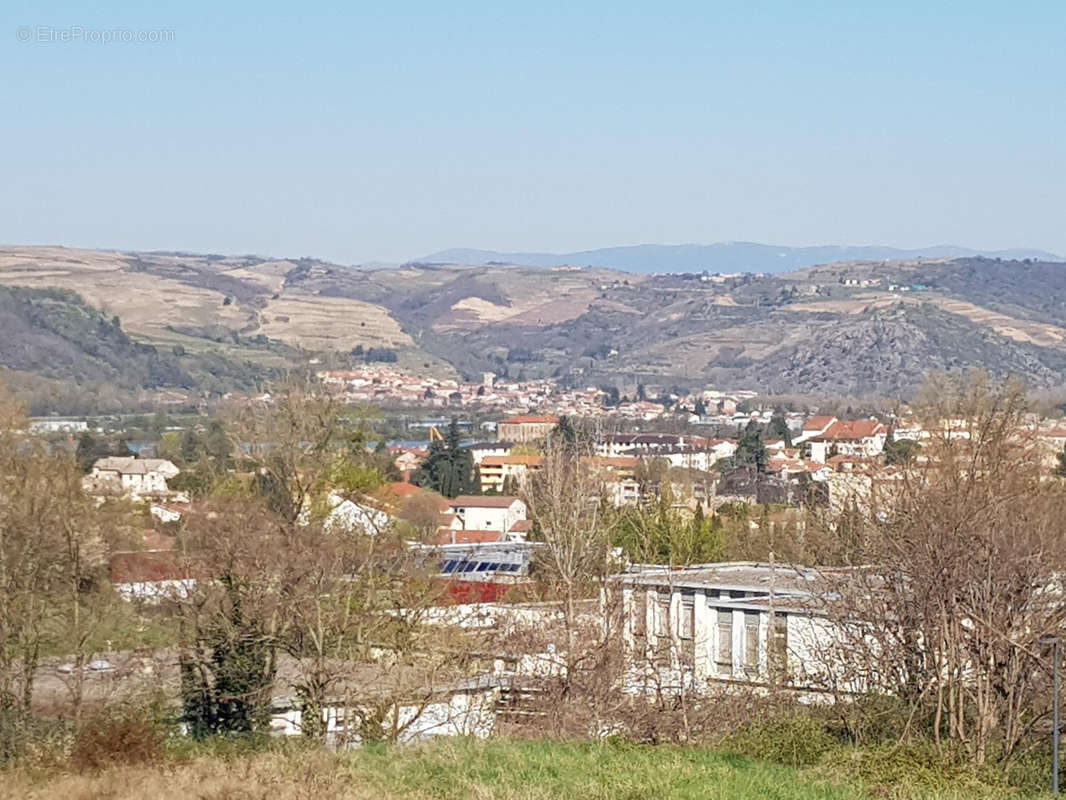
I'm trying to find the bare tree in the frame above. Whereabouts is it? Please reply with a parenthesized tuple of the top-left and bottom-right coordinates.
(816, 371, 1066, 766)
(0, 387, 106, 746)
(177, 382, 482, 743)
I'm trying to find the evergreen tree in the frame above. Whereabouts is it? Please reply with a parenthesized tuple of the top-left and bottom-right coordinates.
(736, 420, 768, 473)
(412, 418, 477, 497)
(180, 575, 275, 737)
(694, 397, 707, 417)
(75, 432, 97, 472)
(768, 412, 792, 447)
(1056, 444, 1066, 478)
(883, 428, 919, 465)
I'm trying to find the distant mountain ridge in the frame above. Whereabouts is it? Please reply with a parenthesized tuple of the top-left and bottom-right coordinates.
(417, 242, 1063, 274)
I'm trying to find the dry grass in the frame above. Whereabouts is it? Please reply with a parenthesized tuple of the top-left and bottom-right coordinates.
(0, 737, 872, 800)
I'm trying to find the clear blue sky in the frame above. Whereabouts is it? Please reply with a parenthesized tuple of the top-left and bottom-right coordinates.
(2, 1, 1064, 263)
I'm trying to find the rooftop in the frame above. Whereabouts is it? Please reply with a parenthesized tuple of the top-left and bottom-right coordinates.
(450, 495, 522, 508)
(622, 561, 829, 596)
(93, 457, 179, 475)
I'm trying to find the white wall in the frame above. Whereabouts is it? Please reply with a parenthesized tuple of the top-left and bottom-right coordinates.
(454, 500, 526, 532)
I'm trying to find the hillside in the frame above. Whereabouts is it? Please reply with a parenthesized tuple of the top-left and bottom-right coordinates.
(418, 242, 1062, 274)
(2, 246, 1066, 406)
(0, 246, 460, 411)
(0, 285, 289, 412)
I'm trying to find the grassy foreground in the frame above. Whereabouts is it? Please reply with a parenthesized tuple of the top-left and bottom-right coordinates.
(0, 737, 1049, 800)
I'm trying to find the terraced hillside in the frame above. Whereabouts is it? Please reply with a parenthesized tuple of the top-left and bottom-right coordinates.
(2, 245, 1065, 406)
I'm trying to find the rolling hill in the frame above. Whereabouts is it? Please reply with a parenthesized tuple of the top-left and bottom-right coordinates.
(417, 242, 1062, 274)
(2, 245, 1066, 410)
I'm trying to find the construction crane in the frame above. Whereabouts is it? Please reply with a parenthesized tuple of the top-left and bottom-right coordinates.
(428, 425, 444, 442)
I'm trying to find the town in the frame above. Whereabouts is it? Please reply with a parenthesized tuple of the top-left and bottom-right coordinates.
(6, 369, 1066, 791)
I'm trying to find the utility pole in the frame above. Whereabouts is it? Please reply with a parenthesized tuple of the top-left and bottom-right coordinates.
(1043, 635, 1061, 794)
(1056, 637, 1061, 795)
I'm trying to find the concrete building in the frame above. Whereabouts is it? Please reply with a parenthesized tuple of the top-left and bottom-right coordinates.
(619, 562, 853, 691)
(477, 454, 543, 493)
(497, 415, 559, 444)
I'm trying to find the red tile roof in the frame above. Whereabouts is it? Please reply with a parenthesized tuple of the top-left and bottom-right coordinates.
(500, 415, 559, 425)
(820, 420, 886, 440)
(803, 415, 837, 432)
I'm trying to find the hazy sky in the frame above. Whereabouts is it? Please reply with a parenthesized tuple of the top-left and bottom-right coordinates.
(2, 1, 1064, 264)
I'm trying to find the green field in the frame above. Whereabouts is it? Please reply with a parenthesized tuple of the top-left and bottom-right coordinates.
(2, 737, 1051, 800)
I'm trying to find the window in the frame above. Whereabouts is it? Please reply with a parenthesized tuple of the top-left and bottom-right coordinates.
(716, 609, 733, 675)
(632, 590, 647, 640)
(770, 613, 788, 680)
(744, 612, 760, 674)
(680, 594, 695, 665)
(654, 592, 670, 638)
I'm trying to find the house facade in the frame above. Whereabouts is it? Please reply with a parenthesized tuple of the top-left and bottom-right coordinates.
(477, 454, 543, 493)
(808, 420, 887, 462)
(88, 457, 180, 497)
(619, 563, 849, 690)
(448, 495, 528, 538)
(497, 415, 559, 443)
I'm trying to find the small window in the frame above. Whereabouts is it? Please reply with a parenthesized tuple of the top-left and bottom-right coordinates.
(744, 612, 760, 674)
(680, 598, 694, 640)
(632, 590, 647, 639)
(716, 609, 733, 674)
(655, 592, 670, 638)
(770, 613, 788, 680)
(680, 597, 695, 665)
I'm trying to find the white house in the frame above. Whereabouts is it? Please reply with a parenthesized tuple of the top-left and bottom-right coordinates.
(449, 495, 527, 537)
(793, 416, 838, 445)
(88, 457, 180, 497)
(268, 674, 504, 745)
(28, 418, 89, 434)
(808, 420, 887, 462)
(324, 491, 392, 534)
(464, 441, 515, 465)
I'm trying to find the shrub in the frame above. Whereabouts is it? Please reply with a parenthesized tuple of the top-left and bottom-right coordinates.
(70, 706, 166, 771)
(722, 710, 839, 768)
